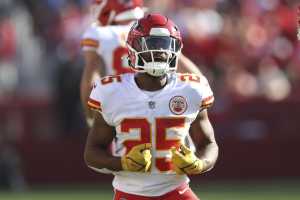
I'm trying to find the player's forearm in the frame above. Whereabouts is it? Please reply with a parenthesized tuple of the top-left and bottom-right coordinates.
(195, 111, 219, 172)
(196, 142, 219, 173)
(84, 147, 122, 171)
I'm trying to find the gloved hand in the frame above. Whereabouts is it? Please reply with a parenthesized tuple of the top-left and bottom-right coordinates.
(171, 145, 204, 175)
(121, 143, 152, 172)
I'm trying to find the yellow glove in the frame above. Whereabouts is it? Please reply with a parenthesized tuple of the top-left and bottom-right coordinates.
(171, 145, 204, 175)
(121, 143, 152, 172)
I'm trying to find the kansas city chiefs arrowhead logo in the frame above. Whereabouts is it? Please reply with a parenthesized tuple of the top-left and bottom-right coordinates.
(169, 96, 187, 115)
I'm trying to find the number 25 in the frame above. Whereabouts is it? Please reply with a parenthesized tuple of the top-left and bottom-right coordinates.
(121, 117, 185, 172)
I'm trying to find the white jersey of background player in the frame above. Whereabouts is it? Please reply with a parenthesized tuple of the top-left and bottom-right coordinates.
(82, 23, 132, 75)
(84, 14, 218, 199)
(80, 0, 145, 122)
(80, 0, 202, 124)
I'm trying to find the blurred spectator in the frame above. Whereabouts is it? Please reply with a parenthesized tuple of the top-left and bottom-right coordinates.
(257, 57, 291, 101)
(0, 128, 26, 191)
(0, 1, 17, 97)
(147, 0, 298, 101)
(53, 47, 85, 135)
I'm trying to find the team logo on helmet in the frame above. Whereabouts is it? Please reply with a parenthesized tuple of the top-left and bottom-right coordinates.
(169, 96, 187, 115)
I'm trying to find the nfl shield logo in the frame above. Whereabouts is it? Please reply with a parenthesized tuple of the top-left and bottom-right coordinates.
(148, 101, 156, 109)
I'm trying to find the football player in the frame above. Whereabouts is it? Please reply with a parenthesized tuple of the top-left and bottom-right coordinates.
(80, 0, 202, 126)
(84, 14, 218, 200)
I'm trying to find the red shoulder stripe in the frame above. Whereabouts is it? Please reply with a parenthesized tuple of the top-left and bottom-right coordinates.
(87, 98, 102, 112)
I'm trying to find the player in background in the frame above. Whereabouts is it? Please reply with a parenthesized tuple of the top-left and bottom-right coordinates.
(84, 14, 218, 200)
(80, 0, 202, 126)
(80, 0, 145, 126)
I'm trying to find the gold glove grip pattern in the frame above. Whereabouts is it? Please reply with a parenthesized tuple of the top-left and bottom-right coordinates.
(171, 145, 204, 175)
(121, 143, 152, 172)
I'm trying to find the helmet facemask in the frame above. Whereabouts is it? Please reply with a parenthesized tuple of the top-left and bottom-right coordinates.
(128, 36, 182, 77)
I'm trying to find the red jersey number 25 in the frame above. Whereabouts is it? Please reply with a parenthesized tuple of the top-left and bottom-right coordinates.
(120, 117, 185, 172)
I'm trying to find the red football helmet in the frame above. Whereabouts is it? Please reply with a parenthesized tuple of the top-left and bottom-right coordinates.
(91, 0, 144, 26)
(127, 13, 183, 77)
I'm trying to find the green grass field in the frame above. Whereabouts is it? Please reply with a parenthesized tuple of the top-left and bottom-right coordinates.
(0, 180, 299, 200)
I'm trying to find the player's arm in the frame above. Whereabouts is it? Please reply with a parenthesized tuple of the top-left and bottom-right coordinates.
(177, 53, 202, 75)
(190, 109, 219, 172)
(84, 112, 152, 172)
(84, 112, 122, 171)
(80, 51, 106, 121)
(171, 109, 218, 175)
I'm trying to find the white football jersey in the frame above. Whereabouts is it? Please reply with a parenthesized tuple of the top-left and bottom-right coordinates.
(87, 73, 214, 196)
(81, 23, 133, 75)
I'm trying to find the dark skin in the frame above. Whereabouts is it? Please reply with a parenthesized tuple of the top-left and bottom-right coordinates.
(190, 109, 219, 172)
(84, 72, 218, 172)
(84, 112, 122, 171)
(134, 73, 168, 91)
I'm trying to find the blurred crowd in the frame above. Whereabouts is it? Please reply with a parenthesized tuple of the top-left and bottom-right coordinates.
(149, 0, 300, 104)
(1, 0, 299, 102)
(0, 0, 299, 190)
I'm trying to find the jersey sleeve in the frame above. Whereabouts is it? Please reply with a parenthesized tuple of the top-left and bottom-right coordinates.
(81, 25, 100, 51)
(87, 75, 123, 126)
(87, 79, 103, 113)
(198, 75, 214, 110)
